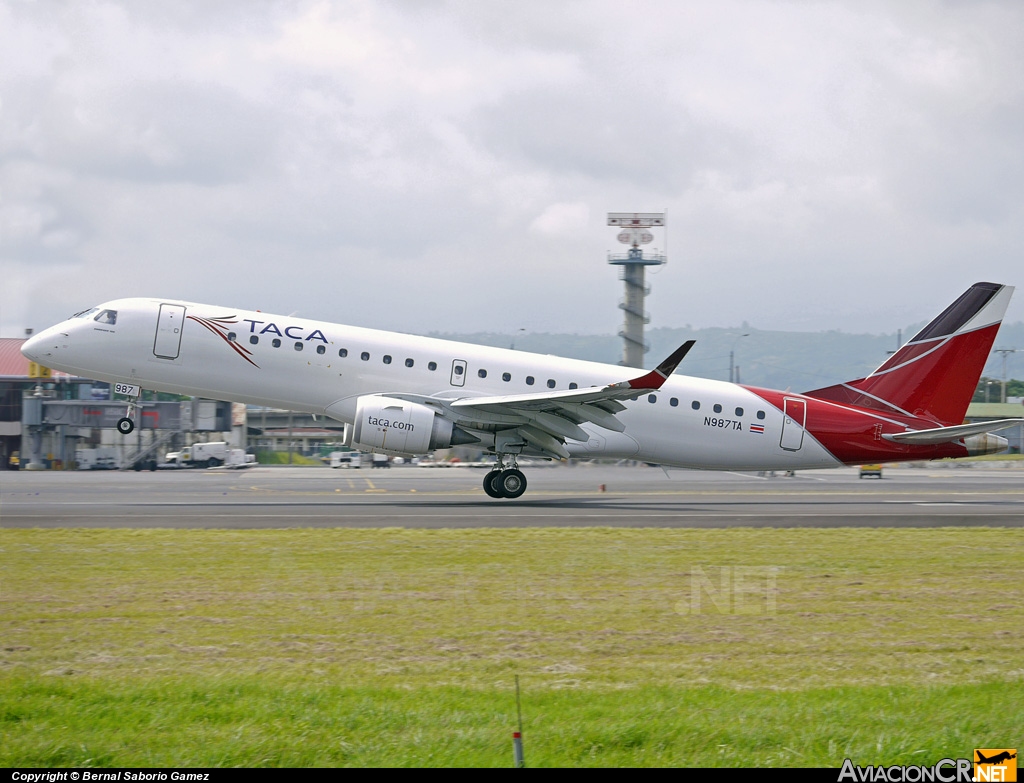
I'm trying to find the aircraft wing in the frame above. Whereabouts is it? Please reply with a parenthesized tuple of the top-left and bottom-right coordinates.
(883, 418, 1024, 445)
(444, 341, 695, 451)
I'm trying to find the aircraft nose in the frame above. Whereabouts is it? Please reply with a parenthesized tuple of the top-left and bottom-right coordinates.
(20, 332, 44, 362)
(20, 327, 69, 363)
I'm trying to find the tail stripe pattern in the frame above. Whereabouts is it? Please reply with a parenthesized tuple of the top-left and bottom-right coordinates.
(804, 282, 1012, 426)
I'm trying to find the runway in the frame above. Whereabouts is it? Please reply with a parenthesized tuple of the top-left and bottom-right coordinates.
(3, 462, 1023, 527)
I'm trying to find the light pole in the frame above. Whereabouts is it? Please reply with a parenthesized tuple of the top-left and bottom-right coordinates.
(993, 348, 1017, 403)
(729, 333, 750, 384)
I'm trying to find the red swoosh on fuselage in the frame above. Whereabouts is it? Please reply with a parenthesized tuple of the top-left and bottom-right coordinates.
(743, 387, 969, 464)
(187, 315, 261, 369)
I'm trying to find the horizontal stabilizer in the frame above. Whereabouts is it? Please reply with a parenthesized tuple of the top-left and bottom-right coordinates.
(883, 418, 1024, 445)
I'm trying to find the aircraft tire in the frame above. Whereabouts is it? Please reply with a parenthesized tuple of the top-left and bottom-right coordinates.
(116, 417, 135, 435)
(483, 470, 504, 498)
(499, 468, 527, 499)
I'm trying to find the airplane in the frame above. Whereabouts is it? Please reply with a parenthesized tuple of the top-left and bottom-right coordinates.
(20, 281, 1024, 499)
(976, 751, 1016, 765)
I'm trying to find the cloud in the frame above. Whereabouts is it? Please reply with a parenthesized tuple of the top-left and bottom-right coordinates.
(2, 0, 1023, 344)
(529, 202, 590, 237)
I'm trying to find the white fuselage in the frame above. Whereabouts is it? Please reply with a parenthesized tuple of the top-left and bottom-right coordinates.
(23, 297, 841, 470)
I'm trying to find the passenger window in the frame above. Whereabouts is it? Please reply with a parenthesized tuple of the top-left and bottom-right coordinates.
(272, 338, 281, 348)
(713, 404, 722, 413)
(405, 358, 414, 368)
(316, 345, 326, 355)
(547, 379, 556, 388)
(94, 310, 117, 325)
(361, 352, 370, 361)
(227, 332, 237, 342)
(648, 394, 657, 403)
(250, 336, 259, 345)
(502, 372, 511, 382)
(569, 383, 578, 389)
(691, 401, 700, 410)
(478, 369, 487, 378)
(526, 376, 535, 385)
(735, 407, 744, 417)
(757, 410, 766, 420)
(454, 365, 464, 376)
(294, 342, 303, 351)
(383, 355, 392, 364)
(670, 398, 679, 407)
(428, 361, 437, 371)
(339, 349, 348, 357)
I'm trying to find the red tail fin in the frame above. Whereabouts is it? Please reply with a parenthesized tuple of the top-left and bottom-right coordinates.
(805, 282, 1014, 425)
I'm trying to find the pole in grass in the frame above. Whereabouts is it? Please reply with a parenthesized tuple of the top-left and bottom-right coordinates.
(513, 674, 525, 768)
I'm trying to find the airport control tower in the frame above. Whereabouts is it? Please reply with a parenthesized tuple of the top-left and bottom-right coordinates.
(608, 212, 667, 368)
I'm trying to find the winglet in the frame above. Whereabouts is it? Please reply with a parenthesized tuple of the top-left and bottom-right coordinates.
(625, 340, 695, 390)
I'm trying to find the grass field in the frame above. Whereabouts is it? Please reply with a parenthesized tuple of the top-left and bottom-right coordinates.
(2, 528, 1023, 766)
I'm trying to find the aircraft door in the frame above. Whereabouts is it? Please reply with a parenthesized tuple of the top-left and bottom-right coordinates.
(154, 304, 186, 359)
(780, 398, 806, 451)
(450, 359, 467, 387)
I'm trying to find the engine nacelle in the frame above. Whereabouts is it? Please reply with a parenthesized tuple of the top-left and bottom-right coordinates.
(352, 396, 471, 456)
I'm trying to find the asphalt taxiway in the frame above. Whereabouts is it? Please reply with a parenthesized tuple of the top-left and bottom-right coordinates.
(2, 462, 1023, 528)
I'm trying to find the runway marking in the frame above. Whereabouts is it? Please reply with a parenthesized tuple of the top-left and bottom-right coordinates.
(6, 493, 1024, 505)
(8, 511, 1018, 519)
(228, 486, 1024, 498)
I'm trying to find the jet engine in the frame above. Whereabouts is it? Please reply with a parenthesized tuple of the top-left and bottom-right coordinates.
(351, 395, 477, 456)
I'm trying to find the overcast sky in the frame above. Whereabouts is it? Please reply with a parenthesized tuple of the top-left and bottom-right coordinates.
(2, 0, 1023, 342)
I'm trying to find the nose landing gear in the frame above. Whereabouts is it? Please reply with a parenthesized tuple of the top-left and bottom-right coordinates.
(482, 456, 528, 499)
(115, 384, 142, 435)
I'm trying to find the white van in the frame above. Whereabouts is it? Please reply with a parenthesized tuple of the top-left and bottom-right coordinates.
(329, 451, 362, 469)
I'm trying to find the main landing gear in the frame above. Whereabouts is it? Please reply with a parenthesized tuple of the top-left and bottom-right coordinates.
(483, 456, 528, 499)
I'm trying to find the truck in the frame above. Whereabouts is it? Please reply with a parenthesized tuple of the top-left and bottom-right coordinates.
(165, 441, 230, 468)
(75, 447, 122, 470)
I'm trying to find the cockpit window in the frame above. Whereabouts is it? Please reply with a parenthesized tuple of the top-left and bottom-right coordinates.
(94, 310, 117, 325)
(72, 307, 100, 319)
